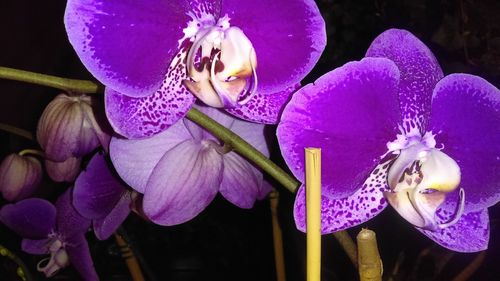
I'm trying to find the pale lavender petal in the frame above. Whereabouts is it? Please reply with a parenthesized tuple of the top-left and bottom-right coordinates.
(230, 118, 268, 156)
(55, 189, 91, 238)
(0, 199, 56, 239)
(110, 120, 191, 193)
(45, 157, 81, 183)
(220, 153, 260, 208)
(64, 0, 190, 98)
(366, 29, 444, 131)
(429, 74, 500, 212)
(294, 160, 391, 233)
(225, 84, 298, 124)
(0, 154, 42, 201)
(191, 106, 235, 141)
(419, 208, 489, 252)
(66, 234, 99, 281)
(22, 238, 50, 255)
(93, 192, 131, 240)
(221, 0, 325, 94)
(74, 153, 127, 219)
(143, 140, 223, 225)
(278, 58, 401, 198)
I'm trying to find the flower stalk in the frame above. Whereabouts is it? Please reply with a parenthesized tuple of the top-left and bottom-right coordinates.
(357, 229, 383, 281)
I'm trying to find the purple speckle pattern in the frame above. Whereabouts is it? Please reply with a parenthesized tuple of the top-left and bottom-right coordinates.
(294, 159, 393, 234)
(105, 45, 196, 139)
(419, 208, 490, 252)
(188, 0, 221, 18)
(226, 84, 298, 124)
(366, 29, 444, 133)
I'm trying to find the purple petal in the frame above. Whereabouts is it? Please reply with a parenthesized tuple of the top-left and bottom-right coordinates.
(294, 160, 391, 233)
(55, 189, 91, 238)
(74, 153, 127, 219)
(195, 106, 235, 140)
(220, 153, 260, 208)
(225, 84, 297, 124)
(277, 58, 401, 198)
(105, 68, 195, 139)
(64, 0, 191, 98)
(0, 154, 42, 201)
(0, 199, 56, 239)
(81, 98, 112, 152)
(45, 157, 81, 183)
(66, 234, 99, 281)
(419, 208, 489, 252)
(143, 140, 222, 225)
(110, 120, 191, 193)
(221, 0, 325, 95)
(229, 115, 269, 155)
(429, 74, 500, 212)
(22, 238, 50, 255)
(93, 192, 131, 240)
(366, 29, 444, 131)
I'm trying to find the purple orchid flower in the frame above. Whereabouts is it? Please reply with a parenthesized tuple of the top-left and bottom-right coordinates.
(0, 190, 99, 280)
(277, 29, 500, 252)
(64, 0, 326, 139)
(109, 105, 271, 225)
(73, 153, 132, 240)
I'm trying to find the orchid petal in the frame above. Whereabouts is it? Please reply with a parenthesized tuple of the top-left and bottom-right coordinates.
(55, 189, 91, 238)
(0, 199, 56, 239)
(66, 234, 99, 281)
(220, 152, 260, 208)
(74, 153, 127, 219)
(93, 192, 131, 240)
(366, 29, 444, 132)
(294, 160, 391, 233)
(110, 120, 191, 193)
(278, 58, 401, 198)
(45, 157, 81, 183)
(64, 0, 191, 98)
(143, 140, 222, 225)
(225, 84, 297, 124)
(418, 208, 489, 252)
(0, 154, 42, 201)
(22, 238, 51, 255)
(221, 0, 325, 95)
(429, 74, 500, 212)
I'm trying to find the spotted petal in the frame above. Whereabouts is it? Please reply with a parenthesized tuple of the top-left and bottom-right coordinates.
(366, 29, 444, 132)
(65, 0, 191, 98)
(0, 199, 56, 239)
(278, 57, 401, 198)
(418, 208, 489, 252)
(221, 0, 325, 95)
(294, 160, 391, 233)
(429, 74, 500, 213)
(143, 140, 223, 225)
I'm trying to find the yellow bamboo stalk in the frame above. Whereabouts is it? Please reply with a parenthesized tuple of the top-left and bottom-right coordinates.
(269, 190, 286, 281)
(357, 229, 382, 281)
(305, 148, 321, 281)
(114, 233, 145, 281)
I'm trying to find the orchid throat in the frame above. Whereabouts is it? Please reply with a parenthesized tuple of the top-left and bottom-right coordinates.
(182, 13, 258, 108)
(384, 128, 465, 231)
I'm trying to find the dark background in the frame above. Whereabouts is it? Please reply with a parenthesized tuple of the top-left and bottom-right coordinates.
(0, 0, 499, 280)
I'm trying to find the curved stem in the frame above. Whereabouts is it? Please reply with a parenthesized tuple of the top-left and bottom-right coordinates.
(186, 108, 299, 193)
(18, 149, 45, 158)
(0, 244, 34, 281)
(0, 123, 34, 141)
(0, 67, 101, 94)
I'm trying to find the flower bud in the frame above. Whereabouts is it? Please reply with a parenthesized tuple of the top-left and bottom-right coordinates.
(37, 94, 111, 162)
(0, 154, 42, 201)
(45, 157, 82, 182)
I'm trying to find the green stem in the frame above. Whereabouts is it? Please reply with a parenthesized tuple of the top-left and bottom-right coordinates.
(187, 108, 299, 193)
(0, 66, 101, 94)
(0, 244, 34, 281)
(18, 149, 45, 158)
(0, 123, 34, 141)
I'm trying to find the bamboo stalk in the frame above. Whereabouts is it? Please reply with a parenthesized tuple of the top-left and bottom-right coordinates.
(305, 148, 321, 281)
(114, 233, 145, 281)
(357, 229, 382, 281)
(269, 190, 286, 281)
